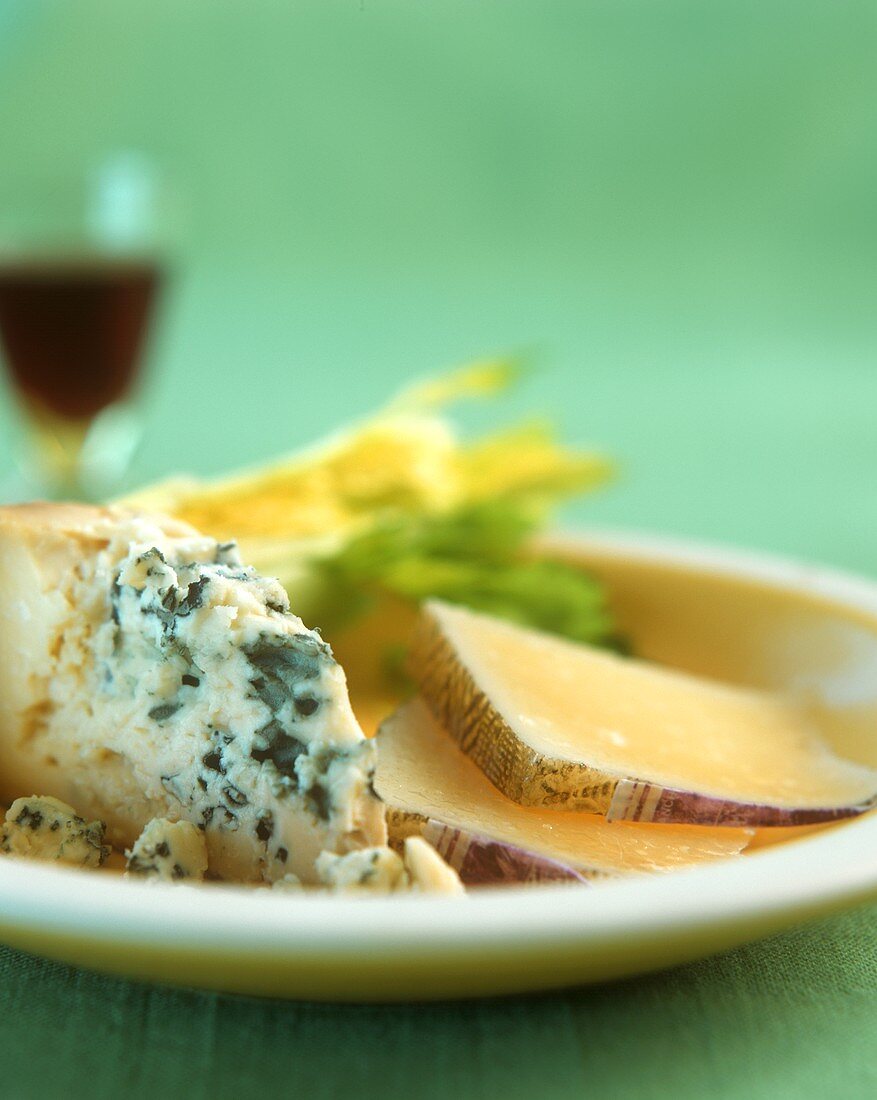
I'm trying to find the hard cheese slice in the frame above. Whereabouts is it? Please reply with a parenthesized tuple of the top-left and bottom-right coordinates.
(410, 600, 877, 826)
(374, 699, 753, 883)
(0, 504, 385, 883)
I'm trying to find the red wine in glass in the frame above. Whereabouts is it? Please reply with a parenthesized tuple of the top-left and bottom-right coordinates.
(0, 254, 161, 498)
(0, 255, 159, 421)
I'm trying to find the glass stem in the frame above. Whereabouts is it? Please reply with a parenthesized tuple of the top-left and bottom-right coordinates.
(19, 407, 92, 499)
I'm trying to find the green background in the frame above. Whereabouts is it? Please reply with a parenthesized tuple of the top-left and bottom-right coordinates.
(0, 3, 876, 1097)
(1, 1, 876, 570)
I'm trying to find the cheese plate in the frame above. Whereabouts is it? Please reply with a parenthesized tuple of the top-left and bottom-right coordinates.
(1, 529, 877, 1001)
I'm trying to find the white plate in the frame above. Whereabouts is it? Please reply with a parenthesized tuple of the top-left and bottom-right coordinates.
(1, 530, 876, 1001)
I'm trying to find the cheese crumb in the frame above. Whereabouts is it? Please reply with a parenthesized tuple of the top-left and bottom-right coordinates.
(271, 872, 304, 892)
(402, 836, 465, 895)
(125, 818, 209, 882)
(0, 795, 108, 868)
(316, 846, 408, 894)
(313, 840, 464, 896)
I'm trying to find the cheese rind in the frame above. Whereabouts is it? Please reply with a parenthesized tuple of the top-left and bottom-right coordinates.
(421, 820, 589, 886)
(0, 504, 386, 884)
(374, 700, 752, 880)
(409, 600, 877, 825)
(0, 795, 109, 868)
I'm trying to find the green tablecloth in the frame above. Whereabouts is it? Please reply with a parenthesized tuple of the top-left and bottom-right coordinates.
(1, 907, 875, 1099)
(1, 3, 877, 1095)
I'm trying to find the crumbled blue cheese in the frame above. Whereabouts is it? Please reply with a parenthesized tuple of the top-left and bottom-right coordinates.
(316, 846, 408, 893)
(0, 795, 108, 868)
(313, 838, 463, 895)
(0, 507, 386, 884)
(125, 818, 208, 882)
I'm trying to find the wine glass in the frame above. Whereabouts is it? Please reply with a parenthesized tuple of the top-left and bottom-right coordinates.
(0, 154, 165, 501)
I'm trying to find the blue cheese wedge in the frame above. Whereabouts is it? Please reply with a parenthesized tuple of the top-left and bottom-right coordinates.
(0, 504, 386, 884)
(125, 818, 209, 882)
(0, 795, 109, 867)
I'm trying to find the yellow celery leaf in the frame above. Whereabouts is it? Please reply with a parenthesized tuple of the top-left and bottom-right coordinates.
(458, 422, 613, 506)
(386, 356, 525, 413)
